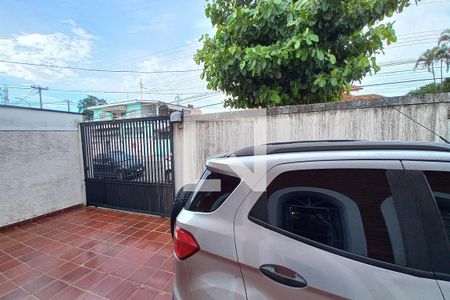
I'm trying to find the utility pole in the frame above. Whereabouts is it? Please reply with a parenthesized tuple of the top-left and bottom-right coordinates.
(139, 78, 143, 101)
(31, 85, 48, 109)
(66, 100, 71, 112)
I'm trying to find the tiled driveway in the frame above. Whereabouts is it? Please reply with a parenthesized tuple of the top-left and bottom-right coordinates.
(0, 207, 174, 299)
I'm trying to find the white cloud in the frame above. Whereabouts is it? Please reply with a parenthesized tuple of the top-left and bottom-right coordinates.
(0, 20, 94, 82)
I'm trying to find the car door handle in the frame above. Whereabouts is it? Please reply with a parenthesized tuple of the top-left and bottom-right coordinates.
(259, 264, 307, 288)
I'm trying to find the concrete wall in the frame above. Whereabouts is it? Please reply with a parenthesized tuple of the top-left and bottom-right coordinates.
(173, 94, 450, 190)
(0, 106, 85, 227)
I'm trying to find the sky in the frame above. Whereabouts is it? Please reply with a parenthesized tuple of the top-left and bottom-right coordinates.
(0, 0, 449, 114)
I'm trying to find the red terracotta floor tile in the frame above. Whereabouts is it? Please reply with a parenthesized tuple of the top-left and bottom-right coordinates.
(47, 261, 78, 278)
(162, 276, 174, 294)
(0, 239, 17, 251)
(133, 221, 148, 229)
(17, 250, 44, 263)
(89, 275, 123, 296)
(1, 287, 31, 300)
(153, 292, 173, 300)
(155, 233, 172, 244)
(103, 244, 126, 257)
(33, 256, 65, 273)
(11, 268, 42, 286)
(57, 246, 85, 261)
(0, 281, 18, 297)
(77, 291, 104, 300)
(0, 253, 13, 265)
(61, 266, 91, 284)
(34, 280, 69, 300)
(131, 229, 149, 239)
(0, 274, 7, 285)
(145, 269, 173, 290)
(118, 236, 140, 247)
(8, 245, 34, 258)
(27, 253, 54, 269)
(68, 236, 93, 248)
(160, 257, 175, 274)
(71, 250, 97, 265)
(50, 285, 84, 299)
(111, 261, 140, 279)
(156, 244, 174, 257)
(0, 259, 22, 272)
(134, 239, 165, 252)
(105, 234, 127, 244)
(128, 266, 156, 284)
(3, 263, 33, 279)
(84, 254, 109, 269)
(22, 274, 54, 293)
(105, 280, 138, 300)
(144, 254, 167, 269)
(116, 248, 153, 265)
(0, 207, 174, 299)
(73, 270, 107, 290)
(128, 287, 159, 300)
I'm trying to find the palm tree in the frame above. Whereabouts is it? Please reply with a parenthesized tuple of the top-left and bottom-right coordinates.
(414, 29, 450, 86)
(433, 46, 449, 86)
(415, 48, 437, 84)
(438, 29, 450, 46)
(437, 29, 450, 88)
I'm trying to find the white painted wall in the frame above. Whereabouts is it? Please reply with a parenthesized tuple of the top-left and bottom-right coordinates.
(0, 106, 85, 227)
(174, 94, 450, 190)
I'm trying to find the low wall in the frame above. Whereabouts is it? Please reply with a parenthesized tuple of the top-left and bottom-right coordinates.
(173, 93, 450, 190)
(0, 106, 85, 227)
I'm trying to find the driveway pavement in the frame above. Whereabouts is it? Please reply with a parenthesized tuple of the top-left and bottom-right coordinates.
(0, 207, 173, 299)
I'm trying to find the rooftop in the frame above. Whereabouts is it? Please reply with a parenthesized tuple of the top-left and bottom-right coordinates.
(87, 99, 192, 111)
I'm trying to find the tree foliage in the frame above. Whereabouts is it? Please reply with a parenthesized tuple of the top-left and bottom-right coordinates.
(195, 0, 418, 108)
(408, 78, 450, 96)
(78, 95, 107, 121)
(414, 29, 449, 85)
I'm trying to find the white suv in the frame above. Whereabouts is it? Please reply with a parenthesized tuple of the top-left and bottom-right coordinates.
(172, 141, 450, 300)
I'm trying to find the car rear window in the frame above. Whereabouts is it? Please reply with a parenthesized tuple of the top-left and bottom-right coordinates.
(185, 170, 240, 212)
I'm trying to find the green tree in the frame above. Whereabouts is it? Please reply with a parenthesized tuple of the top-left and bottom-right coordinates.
(195, 0, 418, 109)
(408, 78, 450, 96)
(414, 29, 449, 87)
(438, 29, 450, 46)
(78, 95, 107, 121)
(437, 29, 450, 87)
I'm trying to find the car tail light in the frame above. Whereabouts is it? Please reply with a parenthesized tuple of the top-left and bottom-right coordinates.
(174, 226, 200, 260)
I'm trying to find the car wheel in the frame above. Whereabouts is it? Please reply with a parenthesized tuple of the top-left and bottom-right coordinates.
(170, 184, 195, 238)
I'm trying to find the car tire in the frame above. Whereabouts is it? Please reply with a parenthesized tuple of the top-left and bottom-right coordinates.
(170, 184, 195, 238)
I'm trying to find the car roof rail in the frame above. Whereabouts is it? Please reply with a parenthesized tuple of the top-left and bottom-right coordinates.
(229, 141, 450, 157)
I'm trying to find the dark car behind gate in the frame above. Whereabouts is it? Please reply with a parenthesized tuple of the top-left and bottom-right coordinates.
(80, 116, 174, 216)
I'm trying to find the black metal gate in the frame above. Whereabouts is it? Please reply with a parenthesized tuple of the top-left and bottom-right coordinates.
(80, 116, 174, 216)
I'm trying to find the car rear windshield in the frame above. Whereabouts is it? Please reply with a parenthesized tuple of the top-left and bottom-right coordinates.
(185, 170, 240, 213)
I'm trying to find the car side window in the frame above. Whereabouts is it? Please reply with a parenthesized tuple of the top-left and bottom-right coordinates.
(249, 169, 407, 266)
(424, 171, 450, 245)
(185, 170, 240, 213)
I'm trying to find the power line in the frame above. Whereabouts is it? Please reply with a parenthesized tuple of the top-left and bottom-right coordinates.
(360, 77, 439, 87)
(2, 84, 212, 96)
(0, 59, 202, 74)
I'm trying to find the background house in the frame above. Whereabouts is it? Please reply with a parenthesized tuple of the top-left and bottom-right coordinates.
(88, 99, 200, 121)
